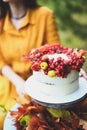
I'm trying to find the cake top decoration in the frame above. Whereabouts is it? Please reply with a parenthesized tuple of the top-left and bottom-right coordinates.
(24, 43, 86, 78)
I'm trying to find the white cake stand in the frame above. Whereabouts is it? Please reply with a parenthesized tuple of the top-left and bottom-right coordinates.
(25, 76, 87, 108)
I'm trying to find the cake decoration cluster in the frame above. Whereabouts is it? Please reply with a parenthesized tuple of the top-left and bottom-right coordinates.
(24, 43, 86, 78)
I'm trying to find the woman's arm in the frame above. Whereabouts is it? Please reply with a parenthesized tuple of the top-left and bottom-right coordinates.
(1, 65, 26, 96)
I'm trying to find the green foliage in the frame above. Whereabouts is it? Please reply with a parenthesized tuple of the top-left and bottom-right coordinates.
(19, 115, 32, 126)
(38, 0, 87, 47)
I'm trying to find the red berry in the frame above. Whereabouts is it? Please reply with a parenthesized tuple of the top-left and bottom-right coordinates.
(32, 63, 40, 71)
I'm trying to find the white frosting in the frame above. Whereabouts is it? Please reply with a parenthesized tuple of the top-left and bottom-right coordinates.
(33, 70, 79, 96)
(47, 53, 69, 60)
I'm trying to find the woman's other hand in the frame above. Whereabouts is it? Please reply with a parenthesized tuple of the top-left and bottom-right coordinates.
(79, 69, 87, 80)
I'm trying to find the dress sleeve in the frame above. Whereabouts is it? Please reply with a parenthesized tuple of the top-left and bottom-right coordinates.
(0, 20, 6, 71)
(45, 11, 60, 44)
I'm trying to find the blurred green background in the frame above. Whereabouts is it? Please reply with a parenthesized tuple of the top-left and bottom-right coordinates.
(38, 0, 87, 72)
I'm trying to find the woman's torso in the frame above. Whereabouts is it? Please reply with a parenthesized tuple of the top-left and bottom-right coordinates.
(0, 6, 59, 69)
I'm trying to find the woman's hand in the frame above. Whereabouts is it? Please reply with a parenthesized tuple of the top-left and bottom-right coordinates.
(79, 69, 87, 80)
(15, 79, 26, 96)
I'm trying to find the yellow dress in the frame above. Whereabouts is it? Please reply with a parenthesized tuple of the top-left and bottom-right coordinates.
(0, 6, 59, 129)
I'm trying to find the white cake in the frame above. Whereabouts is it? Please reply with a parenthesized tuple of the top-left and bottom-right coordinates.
(33, 70, 79, 96)
(24, 44, 86, 97)
(33, 53, 79, 96)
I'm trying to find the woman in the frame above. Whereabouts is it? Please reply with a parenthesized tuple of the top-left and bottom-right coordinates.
(0, 0, 60, 129)
(0, 0, 60, 109)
